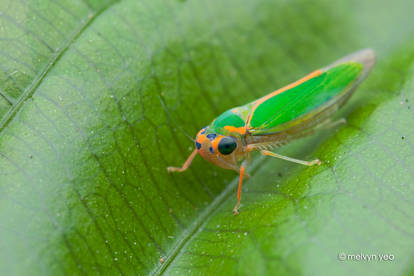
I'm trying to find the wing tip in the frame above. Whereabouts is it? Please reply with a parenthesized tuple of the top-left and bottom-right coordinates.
(324, 48, 376, 76)
(351, 48, 376, 75)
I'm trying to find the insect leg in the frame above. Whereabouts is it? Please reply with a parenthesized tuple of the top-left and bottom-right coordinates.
(233, 162, 247, 215)
(316, 118, 347, 130)
(261, 150, 321, 166)
(167, 148, 198, 173)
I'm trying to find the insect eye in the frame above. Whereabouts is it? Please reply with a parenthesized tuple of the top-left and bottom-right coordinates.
(218, 137, 237, 155)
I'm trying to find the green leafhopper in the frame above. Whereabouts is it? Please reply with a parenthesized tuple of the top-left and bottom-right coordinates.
(168, 49, 376, 215)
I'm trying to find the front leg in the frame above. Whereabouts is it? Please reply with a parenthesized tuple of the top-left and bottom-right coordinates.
(167, 148, 198, 173)
(233, 162, 247, 215)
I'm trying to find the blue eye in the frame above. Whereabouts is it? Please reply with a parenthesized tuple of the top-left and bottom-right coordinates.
(195, 141, 201, 150)
(206, 134, 217, 141)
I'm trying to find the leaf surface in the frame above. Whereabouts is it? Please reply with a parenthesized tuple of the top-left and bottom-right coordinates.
(0, 0, 414, 275)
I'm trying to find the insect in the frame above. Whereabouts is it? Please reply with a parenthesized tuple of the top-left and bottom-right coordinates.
(168, 49, 376, 215)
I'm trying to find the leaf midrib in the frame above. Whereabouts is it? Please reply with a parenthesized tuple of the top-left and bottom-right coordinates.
(0, 0, 120, 134)
(151, 157, 266, 275)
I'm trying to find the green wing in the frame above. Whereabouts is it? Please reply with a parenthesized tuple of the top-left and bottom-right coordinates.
(247, 49, 375, 135)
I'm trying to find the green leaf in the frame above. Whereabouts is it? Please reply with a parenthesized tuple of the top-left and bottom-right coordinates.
(0, 0, 413, 275)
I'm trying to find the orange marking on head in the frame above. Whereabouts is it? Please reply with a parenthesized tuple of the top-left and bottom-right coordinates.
(223, 125, 247, 135)
(210, 135, 223, 152)
(196, 133, 207, 144)
(195, 132, 207, 153)
(247, 69, 323, 127)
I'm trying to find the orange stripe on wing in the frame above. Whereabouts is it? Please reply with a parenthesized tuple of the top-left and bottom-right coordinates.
(247, 69, 323, 128)
(223, 125, 247, 135)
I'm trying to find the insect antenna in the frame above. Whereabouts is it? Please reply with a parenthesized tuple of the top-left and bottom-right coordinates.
(158, 95, 195, 142)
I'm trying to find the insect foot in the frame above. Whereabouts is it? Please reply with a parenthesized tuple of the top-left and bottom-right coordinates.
(313, 159, 322, 166)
